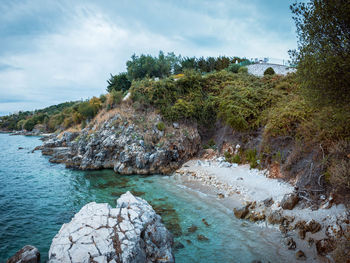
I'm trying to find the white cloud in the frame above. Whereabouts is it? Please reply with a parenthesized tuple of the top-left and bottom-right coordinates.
(0, 1, 297, 114)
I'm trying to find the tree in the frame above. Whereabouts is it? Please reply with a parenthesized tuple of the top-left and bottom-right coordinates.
(107, 73, 131, 93)
(264, 67, 275, 76)
(290, 0, 350, 105)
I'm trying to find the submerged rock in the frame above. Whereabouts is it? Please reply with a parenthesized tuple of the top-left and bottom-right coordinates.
(48, 191, 174, 263)
(7, 245, 40, 263)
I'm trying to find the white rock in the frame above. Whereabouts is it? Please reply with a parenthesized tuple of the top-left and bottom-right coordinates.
(48, 191, 174, 263)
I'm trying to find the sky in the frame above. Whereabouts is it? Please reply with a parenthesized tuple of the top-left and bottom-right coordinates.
(0, 0, 298, 115)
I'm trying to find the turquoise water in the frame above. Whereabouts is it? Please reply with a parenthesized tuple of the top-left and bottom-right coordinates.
(0, 134, 293, 262)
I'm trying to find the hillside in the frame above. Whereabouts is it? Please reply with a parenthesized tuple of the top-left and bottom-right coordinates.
(2, 53, 350, 203)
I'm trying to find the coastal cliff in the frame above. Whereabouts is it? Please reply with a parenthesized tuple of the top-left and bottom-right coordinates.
(38, 105, 200, 175)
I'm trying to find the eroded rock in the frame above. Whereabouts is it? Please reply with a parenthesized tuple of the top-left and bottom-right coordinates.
(7, 245, 40, 263)
(40, 108, 200, 175)
(280, 193, 299, 210)
(233, 206, 249, 219)
(316, 239, 336, 256)
(48, 191, 174, 263)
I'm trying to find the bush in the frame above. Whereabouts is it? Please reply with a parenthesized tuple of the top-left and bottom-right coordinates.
(156, 122, 165, 131)
(245, 149, 258, 168)
(23, 118, 35, 131)
(108, 90, 124, 107)
(264, 67, 275, 75)
(264, 94, 312, 138)
(107, 73, 131, 93)
(238, 67, 248, 74)
(78, 102, 95, 120)
(99, 94, 107, 103)
(227, 63, 240, 73)
(217, 74, 278, 131)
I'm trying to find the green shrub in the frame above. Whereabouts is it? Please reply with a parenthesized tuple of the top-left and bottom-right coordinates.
(156, 122, 165, 131)
(227, 63, 240, 73)
(23, 118, 35, 131)
(238, 66, 248, 74)
(231, 154, 241, 164)
(264, 94, 312, 138)
(264, 67, 275, 75)
(99, 94, 107, 103)
(245, 149, 258, 168)
(217, 74, 278, 131)
(109, 90, 124, 106)
(107, 72, 131, 93)
(78, 102, 95, 119)
(224, 151, 231, 161)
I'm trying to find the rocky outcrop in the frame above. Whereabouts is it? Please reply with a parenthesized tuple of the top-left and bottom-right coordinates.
(280, 193, 299, 210)
(48, 191, 174, 263)
(40, 107, 200, 174)
(7, 245, 40, 263)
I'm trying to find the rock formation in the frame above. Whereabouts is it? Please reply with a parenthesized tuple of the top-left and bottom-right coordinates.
(7, 245, 40, 263)
(48, 191, 174, 263)
(39, 108, 200, 175)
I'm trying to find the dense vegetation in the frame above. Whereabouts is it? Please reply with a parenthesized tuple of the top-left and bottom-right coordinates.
(290, 0, 350, 106)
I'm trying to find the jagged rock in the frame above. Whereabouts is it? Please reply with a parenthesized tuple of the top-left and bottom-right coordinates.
(233, 206, 249, 219)
(39, 109, 201, 174)
(48, 191, 174, 263)
(285, 237, 296, 250)
(267, 210, 284, 224)
(295, 250, 306, 261)
(7, 245, 40, 263)
(305, 219, 322, 234)
(298, 229, 306, 240)
(281, 193, 299, 210)
(316, 239, 336, 256)
(263, 197, 274, 207)
(247, 211, 265, 222)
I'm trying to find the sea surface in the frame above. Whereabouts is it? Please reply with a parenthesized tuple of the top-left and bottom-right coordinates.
(0, 133, 293, 262)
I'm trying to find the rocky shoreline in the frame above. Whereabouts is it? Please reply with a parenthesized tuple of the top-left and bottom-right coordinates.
(174, 158, 350, 262)
(8, 192, 174, 263)
(35, 107, 200, 175)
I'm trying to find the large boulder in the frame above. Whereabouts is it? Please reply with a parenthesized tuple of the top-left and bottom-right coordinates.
(48, 191, 174, 263)
(280, 193, 299, 210)
(7, 245, 40, 263)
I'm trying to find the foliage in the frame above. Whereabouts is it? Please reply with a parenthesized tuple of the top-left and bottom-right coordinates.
(106, 73, 131, 93)
(156, 122, 165, 131)
(264, 67, 275, 75)
(238, 67, 248, 74)
(227, 63, 241, 73)
(264, 94, 312, 138)
(290, 0, 350, 105)
(23, 119, 35, 131)
(216, 74, 281, 131)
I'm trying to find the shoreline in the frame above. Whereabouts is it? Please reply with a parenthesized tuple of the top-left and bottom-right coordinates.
(173, 158, 349, 262)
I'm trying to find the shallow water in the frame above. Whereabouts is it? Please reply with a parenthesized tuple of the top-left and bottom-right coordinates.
(0, 134, 293, 262)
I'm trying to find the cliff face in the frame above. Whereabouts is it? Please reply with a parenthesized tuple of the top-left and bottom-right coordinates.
(40, 106, 200, 175)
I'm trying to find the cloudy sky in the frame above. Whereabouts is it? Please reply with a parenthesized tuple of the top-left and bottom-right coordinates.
(0, 0, 298, 115)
